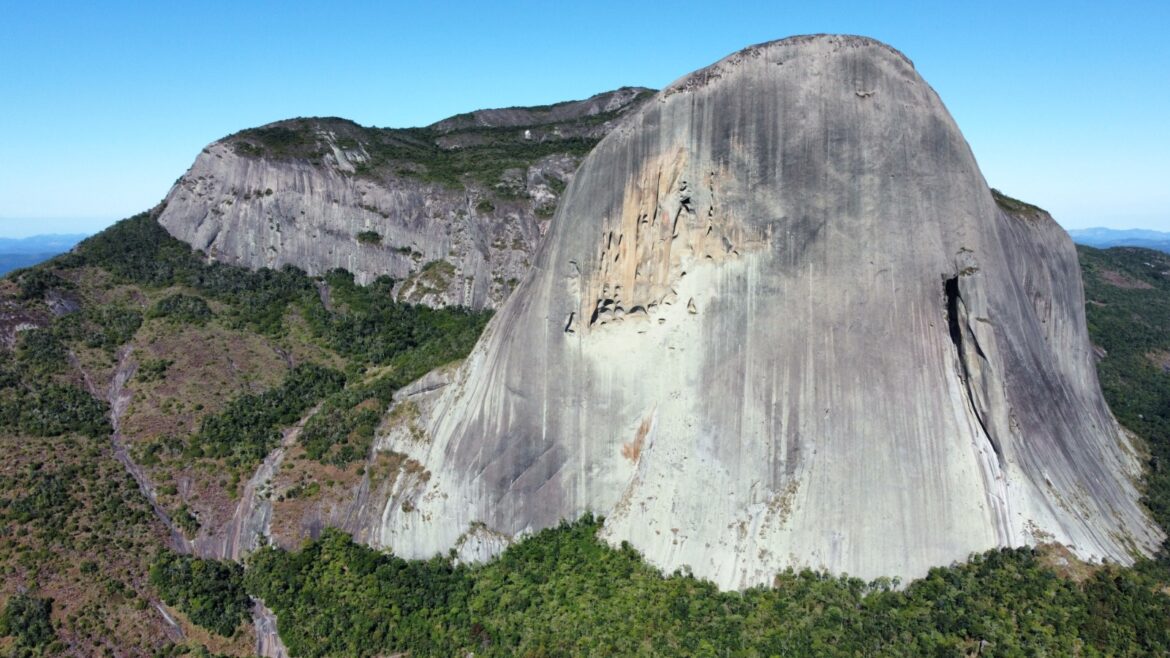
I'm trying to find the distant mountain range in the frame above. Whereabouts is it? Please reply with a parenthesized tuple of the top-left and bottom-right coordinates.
(0, 233, 88, 276)
(1068, 227, 1170, 253)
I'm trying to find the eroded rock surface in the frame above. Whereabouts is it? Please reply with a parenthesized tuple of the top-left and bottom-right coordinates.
(157, 88, 651, 309)
(371, 35, 1161, 587)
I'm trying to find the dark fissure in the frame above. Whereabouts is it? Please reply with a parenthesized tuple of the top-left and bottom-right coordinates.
(945, 274, 1003, 464)
(944, 276, 963, 348)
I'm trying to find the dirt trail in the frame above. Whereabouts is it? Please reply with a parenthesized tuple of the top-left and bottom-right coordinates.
(70, 346, 190, 642)
(72, 347, 189, 552)
(191, 405, 315, 658)
(154, 603, 185, 642)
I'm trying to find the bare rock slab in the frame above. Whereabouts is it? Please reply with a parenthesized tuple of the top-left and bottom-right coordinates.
(372, 35, 1160, 587)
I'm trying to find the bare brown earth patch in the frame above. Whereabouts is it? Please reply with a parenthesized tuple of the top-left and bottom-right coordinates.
(1035, 543, 1101, 583)
(268, 444, 371, 549)
(1147, 349, 1170, 373)
(267, 448, 431, 549)
(621, 415, 652, 462)
(120, 318, 292, 538)
(1099, 268, 1154, 289)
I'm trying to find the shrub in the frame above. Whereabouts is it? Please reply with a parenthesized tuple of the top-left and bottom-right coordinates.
(54, 306, 143, 349)
(13, 268, 72, 300)
(150, 551, 251, 637)
(357, 230, 382, 245)
(16, 328, 68, 377)
(149, 293, 213, 325)
(189, 363, 345, 469)
(18, 385, 110, 439)
(137, 357, 173, 383)
(0, 593, 55, 649)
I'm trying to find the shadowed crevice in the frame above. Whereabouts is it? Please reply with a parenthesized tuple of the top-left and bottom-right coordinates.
(946, 275, 1003, 465)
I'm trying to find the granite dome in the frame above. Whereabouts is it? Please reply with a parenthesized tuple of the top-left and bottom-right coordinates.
(370, 35, 1161, 587)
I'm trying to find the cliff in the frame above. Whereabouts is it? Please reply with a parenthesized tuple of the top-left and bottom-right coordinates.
(369, 35, 1161, 586)
(157, 88, 651, 308)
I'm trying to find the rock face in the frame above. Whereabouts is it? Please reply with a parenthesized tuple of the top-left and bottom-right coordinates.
(157, 88, 651, 309)
(371, 35, 1161, 587)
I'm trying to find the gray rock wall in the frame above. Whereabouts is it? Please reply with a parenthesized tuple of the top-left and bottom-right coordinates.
(157, 138, 568, 309)
(370, 35, 1161, 587)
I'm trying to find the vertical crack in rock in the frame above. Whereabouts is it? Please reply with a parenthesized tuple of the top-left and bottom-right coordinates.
(945, 275, 1002, 465)
(944, 276, 964, 350)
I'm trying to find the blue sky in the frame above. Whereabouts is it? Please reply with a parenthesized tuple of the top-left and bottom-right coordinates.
(0, 0, 1167, 237)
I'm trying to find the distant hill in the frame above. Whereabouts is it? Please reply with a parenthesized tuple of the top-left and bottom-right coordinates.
(1068, 227, 1170, 253)
(0, 233, 88, 275)
(0, 252, 62, 276)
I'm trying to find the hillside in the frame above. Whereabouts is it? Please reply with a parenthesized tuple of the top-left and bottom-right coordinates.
(1078, 245, 1170, 530)
(3, 206, 1170, 657)
(0, 212, 491, 656)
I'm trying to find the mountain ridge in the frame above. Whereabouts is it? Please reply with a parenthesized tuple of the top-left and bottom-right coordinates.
(1069, 227, 1170, 253)
(156, 87, 653, 309)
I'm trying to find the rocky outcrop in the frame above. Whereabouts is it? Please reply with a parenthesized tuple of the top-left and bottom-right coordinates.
(369, 35, 1161, 587)
(157, 89, 652, 309)
(430, 86, 651, 145)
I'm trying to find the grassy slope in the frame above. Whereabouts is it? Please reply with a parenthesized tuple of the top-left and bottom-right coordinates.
(0, 213, 489, 656)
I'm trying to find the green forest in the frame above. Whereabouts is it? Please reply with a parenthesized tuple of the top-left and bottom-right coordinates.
(1078, 246, 1170, 533)
(239, 517, 1170, 657)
